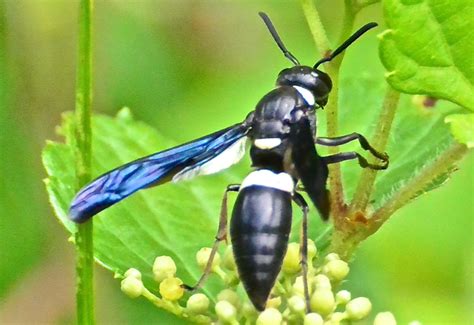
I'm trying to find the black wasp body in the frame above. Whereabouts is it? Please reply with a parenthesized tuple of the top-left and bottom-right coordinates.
(69, 13, 388, 312)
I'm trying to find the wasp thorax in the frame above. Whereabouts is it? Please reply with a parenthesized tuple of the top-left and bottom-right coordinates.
(276, 66, 332, 107)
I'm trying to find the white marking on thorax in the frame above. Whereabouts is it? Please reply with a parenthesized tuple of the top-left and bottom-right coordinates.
(172, 137, 247, 182)
(293, 86, 315, 106)
(254, 138, 282, 149)
(241, 169, 294, 193)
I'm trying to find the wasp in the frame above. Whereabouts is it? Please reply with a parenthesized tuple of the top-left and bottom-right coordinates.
(69, 12, 388, 312)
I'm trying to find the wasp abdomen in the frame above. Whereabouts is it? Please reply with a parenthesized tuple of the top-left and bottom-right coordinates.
(230, 179, 293, 311)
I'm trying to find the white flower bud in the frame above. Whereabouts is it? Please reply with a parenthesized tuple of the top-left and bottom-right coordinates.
(288, 295, 306, 314)
(124, 268, 142, 280)
(292, 276, 306, 297)
(222, 245, 236, 271)
(323, 259, 349, 282)
(266, 296, 281, 309)
(408, 321, 422, 325)
(282, 243, 301, 274)
(307, 239, 317, 260)
(313, 274, 331, 290)
(242, 302, 257, 319)
(345, 297, 372, 320)
(328, 311, 346, 323)
(159, 277, 184, 301)
(217, 289, 240, 309)
(335, 290, 351, 305)
(215, 300, 237, 323)
(152, 256, 177, 283)
(374, 311, 397, 325)
(310, 288, 335, 316)
(120, 276, 143, 298)
(256, 308, 282, 325)
(324, 253, 340, 262)
(186, 293, 209, 314)
(196, 247, 220, 271)
(304, 313, 324, 325)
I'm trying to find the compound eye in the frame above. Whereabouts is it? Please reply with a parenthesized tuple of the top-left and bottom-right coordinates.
(315, 95, 329, 108)
(317, 70, 332, 91)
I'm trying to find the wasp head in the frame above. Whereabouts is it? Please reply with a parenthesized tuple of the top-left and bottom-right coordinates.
(276, 66, 332, 107)
(259, 12, 377, 108)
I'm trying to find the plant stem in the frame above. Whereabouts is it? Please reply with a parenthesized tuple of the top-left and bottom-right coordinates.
(141, 288, 212, 324)
(300, 0, 330, 58)
(339, 0, 356, 44)
(330, 142, 468, 259)
(301, 0, 357, 211)
(324, 68, 345, 211)
(74, 0, 94, 324)
(355, 0, 381, 10)
(350, 87, 400, 213)
(330, 88, 399, 258)
(367, 143, 468, 236)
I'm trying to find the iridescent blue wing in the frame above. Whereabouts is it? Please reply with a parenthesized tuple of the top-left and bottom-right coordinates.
(69, 122, 250, 223)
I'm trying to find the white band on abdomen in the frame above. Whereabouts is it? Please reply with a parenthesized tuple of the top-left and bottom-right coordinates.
(240, 169, 294, 193)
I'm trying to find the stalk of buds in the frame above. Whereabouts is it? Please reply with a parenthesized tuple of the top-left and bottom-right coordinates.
(119, 241, 406, 324)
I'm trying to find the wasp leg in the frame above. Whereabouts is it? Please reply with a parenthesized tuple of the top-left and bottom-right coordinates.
(323, 152, 388, 170)
(183, 184, 240, 292)
(316, 133, 389, 162)
(293, 192, 311, 313)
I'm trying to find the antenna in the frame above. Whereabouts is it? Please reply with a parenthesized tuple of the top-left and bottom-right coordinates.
(259, 12, 300, 66)
(314, 22, 378, 68)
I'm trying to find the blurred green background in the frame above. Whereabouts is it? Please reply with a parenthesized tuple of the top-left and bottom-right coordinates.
(0, 1, 472, 324)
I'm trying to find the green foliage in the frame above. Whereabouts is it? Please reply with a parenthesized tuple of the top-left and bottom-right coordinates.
(338, 80, 458, 207)
(379, 0, 474, 110)
(445, 113, 474, 148)
(0, 4, 45, 298)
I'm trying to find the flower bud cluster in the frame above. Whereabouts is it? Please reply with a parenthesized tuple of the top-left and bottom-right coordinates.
(152, 256, 186, 302)
(118, 241, 399, 324)
(120, 268, 144, 299)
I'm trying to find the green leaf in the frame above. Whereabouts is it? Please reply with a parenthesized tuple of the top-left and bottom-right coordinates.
(371, 100, 459, 207)
(334, 76, 461, 209)
(379, 0, 474, 110)
(445, 113, 474, 148)
(0, 6, 45, 298)
(43, 109, 247, 299)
